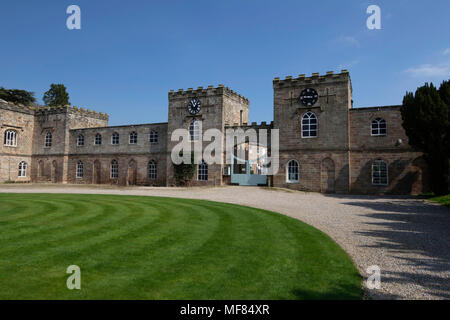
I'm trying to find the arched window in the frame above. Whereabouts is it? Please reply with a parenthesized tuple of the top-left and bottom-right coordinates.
(95, 133, 102, 145)
(112, 132, 119, 145)
(77, 134, 85, 146)
(76, 161, 84, 179)
(18, 161, 27, 177)
(198, 160, 208, 181)
(189, 120, 200, 141)
(301, 112, 318, 138)
(111, 159, 119, 178)
(45, 131, 52, 147)
(371, 118, 387, 136)
(372, 160, 388, 185)
(129, 131, 138, 144)
(286, 160, 299, 183)
(148, 160, 157, 180)
(4, 130, 17, 146)
(149, 130, 158, 143)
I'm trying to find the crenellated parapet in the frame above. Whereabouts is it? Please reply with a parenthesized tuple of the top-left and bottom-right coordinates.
(0, 100, 36, 115)
(0, 100, 109, 120)
(273, 70, 350, 88)
(225, 121, 274, 130)
(35, 105, 109, 120)
(168, 84, 249, 105)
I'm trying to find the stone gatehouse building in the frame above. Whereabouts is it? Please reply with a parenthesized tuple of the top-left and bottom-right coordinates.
(0, 70, 429, 194)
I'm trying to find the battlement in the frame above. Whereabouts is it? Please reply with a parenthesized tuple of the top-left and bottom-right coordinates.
(0, 100, 108, 120)
(168, 84, 249, 104)
(225, 121, 274, 130)
(273, 70, 350, 87)
(0, 100, 35, 115)
(35, 105, 109, 120)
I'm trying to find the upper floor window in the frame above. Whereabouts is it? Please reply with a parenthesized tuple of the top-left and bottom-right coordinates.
(18, 161, 27, 177)
(301, 112, 318, 138)
(112, 132, 119, 145)
(111, 159, 119, 178)
(45, 131, 52, 147)
(77, 134, 85, 146)
(198, 160, 208, 181)
(95, 133, 102, 145)
(189, 120, 200, 141)
(129, 131, 138, 144)
(148, 160, 157, 180)
(149, 130, 158, 143)
(371, 118, 387, 136)
(286, 160, 299, 183)
(372, 160, 388, 186)
(76, 161, 84, 179)
(4, 130, 17, 146)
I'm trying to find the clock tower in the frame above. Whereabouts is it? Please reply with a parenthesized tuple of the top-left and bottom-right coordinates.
(166, 85, 249, 186)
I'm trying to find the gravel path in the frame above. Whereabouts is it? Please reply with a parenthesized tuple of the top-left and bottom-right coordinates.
(1, 184, 449, 300)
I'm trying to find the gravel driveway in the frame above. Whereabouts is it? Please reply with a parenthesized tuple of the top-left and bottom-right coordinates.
(1, 184, 449, 300)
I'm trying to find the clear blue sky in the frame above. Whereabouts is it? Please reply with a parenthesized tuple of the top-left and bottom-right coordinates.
(1, 0, 449, 125)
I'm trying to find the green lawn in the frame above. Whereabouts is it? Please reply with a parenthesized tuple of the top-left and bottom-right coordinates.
(429, 194, 450, 208)
(0, 193, 362, 299)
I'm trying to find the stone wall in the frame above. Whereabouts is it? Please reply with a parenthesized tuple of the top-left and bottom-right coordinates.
(0, 102, 35, 182)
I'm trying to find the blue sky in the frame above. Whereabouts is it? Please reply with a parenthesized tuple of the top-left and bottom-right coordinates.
(1, 0, 449, 125)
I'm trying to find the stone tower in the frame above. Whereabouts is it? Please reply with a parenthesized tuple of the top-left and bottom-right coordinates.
(166, 85, 249, 186)
(272, 70, 352, 192)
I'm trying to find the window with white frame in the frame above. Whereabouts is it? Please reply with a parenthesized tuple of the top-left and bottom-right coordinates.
(76, 161, 84, 179)
(371, 118, 387, 136)
(129, 131, 138, 144)
(301, 112, 318, 138)
(45, 131, 52, 147)
(77, 134, 85, 146)
(372, 160, 388, 185)
(95, 133, 102, 145)
(111, 159, 119, 178)
(148, 160, 157, 180)
(18, 161, 27, 177)
(198, 161, 208, 181)
(189, 120, 200, 141)
(149, 130, 158, 143)
(287, 160, 299, 183)
(112, 132, 119, 145)
(4, 130, 17, 146)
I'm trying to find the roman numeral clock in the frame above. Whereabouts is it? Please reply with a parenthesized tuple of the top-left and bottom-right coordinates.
(299, 88, 318, 106)
(188, 98, 201, 114)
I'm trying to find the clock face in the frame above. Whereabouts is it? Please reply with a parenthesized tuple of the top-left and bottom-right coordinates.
(188, 98, 201, 114)
(299, 88, 318, 107)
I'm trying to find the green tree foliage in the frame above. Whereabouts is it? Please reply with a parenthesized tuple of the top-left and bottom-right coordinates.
(173, 152, 195, 186)
(401, 80, 450, 195)
(43, 84, 70, 106)
(0, 87, 36, 106)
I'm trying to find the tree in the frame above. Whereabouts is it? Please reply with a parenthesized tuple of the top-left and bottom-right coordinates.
(0, 87, 36, 105)
(43, 84, 70, 106)
(401, 80, 450, 195)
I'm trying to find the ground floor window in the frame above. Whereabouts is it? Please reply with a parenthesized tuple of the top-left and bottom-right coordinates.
(111, 160, 119, 178)
(372, 160, 388, 185)
(198, 161, 208, 181)
(286, 160, 299, 183)
(18, 161, 27, 177)
(76, 161, 84, 178)
(148, 160, 157, 180)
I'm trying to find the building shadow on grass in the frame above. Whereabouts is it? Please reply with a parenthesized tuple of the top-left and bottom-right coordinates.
(329, 196, 450, 299)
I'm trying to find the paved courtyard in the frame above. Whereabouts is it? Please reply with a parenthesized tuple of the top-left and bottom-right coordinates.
(0, 184, 449, 300)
